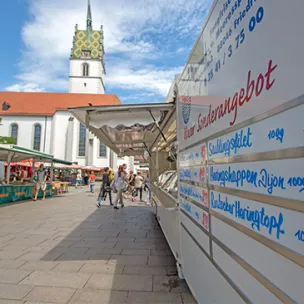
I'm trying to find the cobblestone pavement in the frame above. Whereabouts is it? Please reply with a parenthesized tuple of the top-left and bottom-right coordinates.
(0, 190, 197, 303)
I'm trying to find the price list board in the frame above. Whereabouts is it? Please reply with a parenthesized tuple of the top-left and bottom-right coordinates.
(176, 1, 304, 303)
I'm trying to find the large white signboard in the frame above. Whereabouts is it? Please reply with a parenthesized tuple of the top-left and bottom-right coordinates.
(208, 104, 304, 160)
(177, 1, 304, 150)
(208, 158, 304, 201)
(210, 191, 304, 255)
(177, 1, 304, 303)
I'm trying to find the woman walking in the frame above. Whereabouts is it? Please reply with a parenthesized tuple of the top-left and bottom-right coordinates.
(97, 168, 113, 207)
(113, 165, 128, 210)
(134, 172, 144, 202)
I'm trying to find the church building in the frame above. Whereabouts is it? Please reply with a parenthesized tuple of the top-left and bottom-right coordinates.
(0, 0, 128, 170)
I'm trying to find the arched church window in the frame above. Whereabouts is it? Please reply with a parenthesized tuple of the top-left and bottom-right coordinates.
(99, 141, 107, 157)
(79, 123, 86, 157)
(33, 124, 41, 151)
(82, 63, 89, 77)
(10, 123, 18, 144)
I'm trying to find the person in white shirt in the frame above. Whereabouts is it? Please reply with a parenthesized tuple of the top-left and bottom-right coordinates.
(134, 172, 144, 202)
(113, 165, 128, 209)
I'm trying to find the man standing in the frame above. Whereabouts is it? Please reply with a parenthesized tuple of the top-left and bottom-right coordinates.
(34, 164, 47, 201)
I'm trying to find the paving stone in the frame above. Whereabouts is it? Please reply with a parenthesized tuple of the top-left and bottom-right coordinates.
(24, 286, 75, 303)
(52, 262, 84, 272)
(0, 250, 24, 260)
(182, 293, 199, 304)
(121, 249, 150, 256)
(19, 262, 58, 272)
(108, 255, 148, 266)
(17, 251, 63, 262)
(86, 247, 122, 255)
(148, 256, 175, 266)
(150, 249, 173, 256)
(105, 237, 134, 243)
(126, 291, 183, 303)
(20, 271, 91, 289)
(71, 241, 114, 249)
(80, 263, 124, 275)
(69, 289, 127, 304)
(86, 274, 152, 291)
(0, 283, 34, 300)
(115, 242, 156, 250)
(156, 243, 171, 250)
(0, 269, 32, 284)
(153, 276, 191, 293)
(0, 259, 26, 269)
(123, 266, 167, 276)
(0, 300, 24, 304)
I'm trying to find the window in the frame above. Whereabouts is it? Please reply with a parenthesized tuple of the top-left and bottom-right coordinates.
(78, 123, 86, 156)
(99, 141, 107, 157)
(33, 124, 41, 151)
(10, 124, 18, 144)
(82, 63, 89, 76)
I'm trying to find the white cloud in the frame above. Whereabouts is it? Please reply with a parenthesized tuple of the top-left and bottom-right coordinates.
(7, 0, 212, 102)
(5, 83, 46, 92)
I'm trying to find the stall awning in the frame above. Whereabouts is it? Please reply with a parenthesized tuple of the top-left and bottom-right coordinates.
(69, 102, 175, 156)
(0, 144, 53, 162)
(52, 158, 73, 166)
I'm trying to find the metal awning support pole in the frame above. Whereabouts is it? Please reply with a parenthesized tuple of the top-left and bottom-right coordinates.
(31, 158, 35, 178)
(50, 161, 54, 182)
(148, 111, 167, 143)
(6, 152, 13, 185)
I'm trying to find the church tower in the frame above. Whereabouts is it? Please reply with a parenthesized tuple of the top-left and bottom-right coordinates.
(69, 0, 105, 94)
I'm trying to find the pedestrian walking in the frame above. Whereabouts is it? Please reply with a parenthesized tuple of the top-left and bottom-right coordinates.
(75, 170, 82, 188)
(33, 164, 47, 201)
(84, 171, 88, 185)
(113, 165, 128, 210)
(97, 168, 113, 207)
(89, 171, 96, 193)
(134, 172, 144, 202)
(144, 172, 151, 203)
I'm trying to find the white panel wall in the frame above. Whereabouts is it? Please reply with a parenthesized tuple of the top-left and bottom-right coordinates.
(51, 112, 72, 159)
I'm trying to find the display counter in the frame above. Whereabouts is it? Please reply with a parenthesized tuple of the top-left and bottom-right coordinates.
(151, 170, 181, 264)
(0, 184, 52, 205)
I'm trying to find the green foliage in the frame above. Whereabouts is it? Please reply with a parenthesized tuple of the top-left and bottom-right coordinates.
(0, 137, 16, 144)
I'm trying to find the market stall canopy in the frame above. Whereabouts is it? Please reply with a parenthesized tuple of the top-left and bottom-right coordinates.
(69, 102, 175, 156)
(0, 145, 53, 162)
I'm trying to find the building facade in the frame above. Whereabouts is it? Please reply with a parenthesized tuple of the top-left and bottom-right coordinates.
(0, 1, 131, 170)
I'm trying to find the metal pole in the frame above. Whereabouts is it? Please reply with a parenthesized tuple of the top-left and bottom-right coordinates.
(31, 158, 35, 178)
(6, 152, 12, 184)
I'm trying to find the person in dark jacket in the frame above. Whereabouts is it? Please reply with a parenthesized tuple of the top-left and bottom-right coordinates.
(97, 168, 113, 207)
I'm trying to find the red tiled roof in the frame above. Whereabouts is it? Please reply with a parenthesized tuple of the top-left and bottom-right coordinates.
(0, 92, 121, 116)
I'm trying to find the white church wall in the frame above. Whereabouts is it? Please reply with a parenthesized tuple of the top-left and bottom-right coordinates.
(0, 115, 52, 154)
(51, 111, 72, 159)
(69, 60, 104, 94)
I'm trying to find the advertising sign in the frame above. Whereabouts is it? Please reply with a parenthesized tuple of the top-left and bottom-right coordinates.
(177, 1, 304, 150)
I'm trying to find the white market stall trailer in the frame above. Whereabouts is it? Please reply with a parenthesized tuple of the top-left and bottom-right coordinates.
(69, 1, 304, 302)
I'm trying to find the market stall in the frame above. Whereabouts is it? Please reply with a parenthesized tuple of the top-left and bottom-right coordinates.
(69, 1, 304, 302)
(68, 102, 181, 267)
(0, 145, 54, 204)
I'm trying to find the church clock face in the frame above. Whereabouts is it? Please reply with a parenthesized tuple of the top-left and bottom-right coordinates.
(82, 51, 90, 58)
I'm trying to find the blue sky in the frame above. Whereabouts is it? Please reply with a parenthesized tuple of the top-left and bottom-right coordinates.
(0, 0, 212, 104)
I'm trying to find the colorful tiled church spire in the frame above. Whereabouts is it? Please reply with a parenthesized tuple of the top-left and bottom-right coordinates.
(70, 0, 105, 73)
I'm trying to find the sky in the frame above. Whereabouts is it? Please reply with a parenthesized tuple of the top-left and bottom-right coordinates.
(0, 0, 212, 104)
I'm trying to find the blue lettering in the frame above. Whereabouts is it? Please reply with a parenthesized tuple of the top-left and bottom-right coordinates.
(209, 166, 257, 187)
(268, 128, 285, 143)
(212, 192, 285, 239)
(208, 127, 253, 157)
(180, 184, 203, 203)
(258, 169, 286, 194)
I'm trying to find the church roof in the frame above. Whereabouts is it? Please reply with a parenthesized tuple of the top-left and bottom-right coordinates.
(0, 92, 121, 116)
